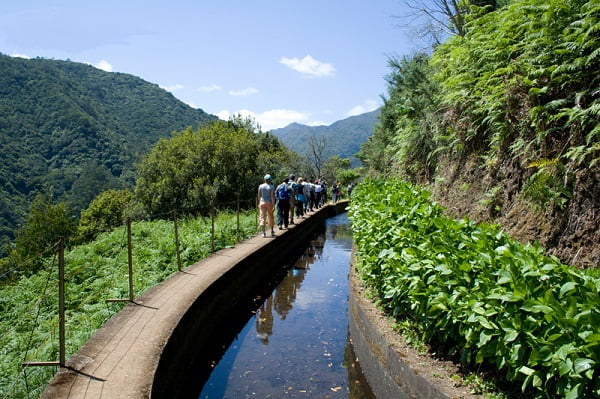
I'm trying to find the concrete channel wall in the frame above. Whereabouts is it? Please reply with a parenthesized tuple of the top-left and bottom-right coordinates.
(349, 269, 453, 399)
(40, 200, 454, 399)
(40, 202, 348, 399)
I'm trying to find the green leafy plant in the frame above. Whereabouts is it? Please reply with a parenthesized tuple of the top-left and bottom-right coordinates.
(348, 178, 599, 398)
(521, 158, 572, 210)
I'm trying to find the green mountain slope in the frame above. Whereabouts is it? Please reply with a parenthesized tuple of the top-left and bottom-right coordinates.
(0, 54, 217, 254)
(271, 108, 380, 165)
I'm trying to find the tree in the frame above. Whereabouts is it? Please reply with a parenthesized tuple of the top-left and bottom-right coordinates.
(66, 160, 124, 213)
(13, 193, 77, 272)
(322, 156, 351, 184)
(305, 135, 329, 178)
(135, 117, 291, 215)
(394, 0, 503, 46)
(76, 189, 135, 243)
(336, 168, 362, 186)
(358, 53, 440, 181)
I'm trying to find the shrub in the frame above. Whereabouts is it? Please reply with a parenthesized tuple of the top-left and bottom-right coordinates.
(14, 194, 77, 273)
(76, 189, 135, 243)
(348, 179, 599, 398)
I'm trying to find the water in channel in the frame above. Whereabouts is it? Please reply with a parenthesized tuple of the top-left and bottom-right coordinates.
(196, 212, 375, 399)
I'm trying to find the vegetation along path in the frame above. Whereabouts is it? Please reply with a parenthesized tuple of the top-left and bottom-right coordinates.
(35, 203, 345, 399)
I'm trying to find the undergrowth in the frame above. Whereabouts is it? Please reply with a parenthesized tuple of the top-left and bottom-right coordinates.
(0, 210, 257, 399)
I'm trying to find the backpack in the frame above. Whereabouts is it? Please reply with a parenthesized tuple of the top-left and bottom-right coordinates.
(291, 182, 301, 195)
(276, 185, 290, 201)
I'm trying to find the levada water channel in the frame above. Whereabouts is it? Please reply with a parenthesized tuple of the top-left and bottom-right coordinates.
(178, 212, 376, 399)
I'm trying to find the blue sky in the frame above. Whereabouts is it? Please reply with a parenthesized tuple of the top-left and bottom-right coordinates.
(0, 1, 430, 130)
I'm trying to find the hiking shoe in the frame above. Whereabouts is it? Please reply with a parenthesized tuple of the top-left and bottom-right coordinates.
(262, 231, 266, 238)
(271, 230, 276, 237)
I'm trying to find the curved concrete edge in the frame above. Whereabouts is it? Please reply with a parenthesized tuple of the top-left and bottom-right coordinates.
(348, 265, 453, 399)
(40, 202, 348, 399)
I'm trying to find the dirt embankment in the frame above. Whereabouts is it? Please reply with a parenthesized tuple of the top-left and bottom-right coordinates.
(429, 155, 599, 269)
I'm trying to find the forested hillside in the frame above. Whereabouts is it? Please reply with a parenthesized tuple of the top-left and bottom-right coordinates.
(271, 108, 379, 166)
(360, 0, 599, 268)
(0, 54, 217, 255)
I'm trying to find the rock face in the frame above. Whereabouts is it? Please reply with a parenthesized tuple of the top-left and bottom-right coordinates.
(430, 155, 599, 269)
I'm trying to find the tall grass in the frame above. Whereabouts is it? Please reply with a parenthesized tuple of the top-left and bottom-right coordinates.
(0, 210, 257, 399)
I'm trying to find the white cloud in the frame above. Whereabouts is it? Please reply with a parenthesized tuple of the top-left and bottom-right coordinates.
(216, 110, 232, 120)
(346, 99, 380, 116)
(259, 109, 309, 129)
(280, 54, 336, 78)
(11, 53, 30, 59)
(198, 84, 221, 93)
(93, 60, 113, 72)
(228, 87, 259, 96)
(161, 84, 184, 92)
(217, 108, 310, 131)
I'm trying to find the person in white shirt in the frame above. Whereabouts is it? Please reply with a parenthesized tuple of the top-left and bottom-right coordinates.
(314, 180, 323, 208)
(257, 174, 276, 237)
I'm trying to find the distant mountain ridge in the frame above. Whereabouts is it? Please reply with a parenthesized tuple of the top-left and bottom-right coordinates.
(0, 53, 379, 256)
(0, 54, 217, 254)
(271, 108, 380, 165)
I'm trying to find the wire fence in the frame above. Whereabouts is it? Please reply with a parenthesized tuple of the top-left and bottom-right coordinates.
(0, 197, 261, 399)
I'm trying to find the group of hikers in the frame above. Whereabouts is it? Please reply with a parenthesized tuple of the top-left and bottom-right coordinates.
(257, 174, 353, 238)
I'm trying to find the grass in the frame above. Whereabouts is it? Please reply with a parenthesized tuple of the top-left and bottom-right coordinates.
(0, 210, 257, 399)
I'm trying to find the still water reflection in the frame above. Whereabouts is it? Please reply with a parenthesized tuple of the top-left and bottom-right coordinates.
(197, 213, 374, 398)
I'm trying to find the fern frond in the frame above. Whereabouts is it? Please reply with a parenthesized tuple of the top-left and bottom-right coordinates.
(527, 158, 558, 169)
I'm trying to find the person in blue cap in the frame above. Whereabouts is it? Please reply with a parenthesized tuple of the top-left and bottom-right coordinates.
(257, 174, 276, 237)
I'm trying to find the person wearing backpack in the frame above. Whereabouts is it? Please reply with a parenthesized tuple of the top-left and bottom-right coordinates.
(275, 177, 291, 229)
(293, 177, 305, 219)
(288, 174, 296, 225)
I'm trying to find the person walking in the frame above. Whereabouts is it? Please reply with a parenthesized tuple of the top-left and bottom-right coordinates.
(303, 179, 311, 213)
(294, 177, 305, 219)
(347, 182, 354, 197)
(288, 174, 296, 225)
(314, 179, 322, 208)
(257, 174, 276, 237)
(275, 177, 291, 229)
(320, 179, 328, 205)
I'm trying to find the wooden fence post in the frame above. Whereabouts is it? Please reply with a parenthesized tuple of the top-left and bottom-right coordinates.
(211, 206, 215, 252)
(173, 210, 182, 271)
(22, 237, 65, 368)
(58, 237, 65, 366)
(126, 217, 134, 302)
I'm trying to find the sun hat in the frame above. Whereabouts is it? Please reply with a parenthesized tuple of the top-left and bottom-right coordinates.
(264, 174, 272, 181)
